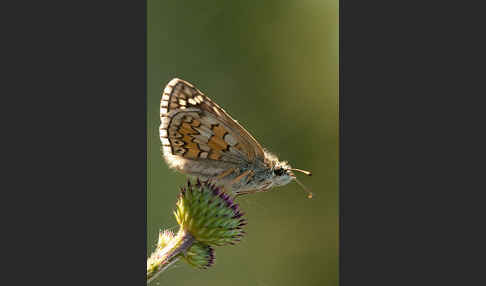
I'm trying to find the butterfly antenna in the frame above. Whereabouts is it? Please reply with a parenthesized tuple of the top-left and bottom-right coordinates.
(295, 177, 314, 199)
(290, 168, 312, 176)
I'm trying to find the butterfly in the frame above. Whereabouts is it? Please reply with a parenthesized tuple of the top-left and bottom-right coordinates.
(159, 78, 312, 198)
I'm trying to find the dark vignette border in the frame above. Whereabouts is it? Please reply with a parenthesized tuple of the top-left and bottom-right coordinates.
(340, 0, 479, 285)
(10, 1, 147, 285)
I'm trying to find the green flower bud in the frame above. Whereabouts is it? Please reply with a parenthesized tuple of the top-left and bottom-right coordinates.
(183, 242, 214, 269)
(174, 179, 247, 246)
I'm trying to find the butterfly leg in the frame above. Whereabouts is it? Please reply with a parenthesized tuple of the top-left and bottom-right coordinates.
(216, 168, 236, 180)
(235, 189, 255, 197)
(234, 181, 272, 198)
(229, 170, 253, 186)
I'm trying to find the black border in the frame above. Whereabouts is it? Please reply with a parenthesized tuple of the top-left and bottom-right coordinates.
(340, 1, 481, 285)
(9, 1, 147, 284)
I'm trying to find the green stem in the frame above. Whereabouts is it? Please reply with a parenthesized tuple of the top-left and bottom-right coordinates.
(147, 230, 195, 283)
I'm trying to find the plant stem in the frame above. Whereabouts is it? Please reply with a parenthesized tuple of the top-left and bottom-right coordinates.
(147, 230, 195, 283)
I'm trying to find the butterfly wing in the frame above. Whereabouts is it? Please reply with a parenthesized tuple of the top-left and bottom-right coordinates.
(159, 78, 265, 178)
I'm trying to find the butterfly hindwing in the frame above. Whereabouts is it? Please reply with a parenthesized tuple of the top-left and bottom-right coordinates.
(160, 78, 265, 177)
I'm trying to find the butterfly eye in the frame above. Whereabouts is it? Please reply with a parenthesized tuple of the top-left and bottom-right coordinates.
(274, 168, 285, 176)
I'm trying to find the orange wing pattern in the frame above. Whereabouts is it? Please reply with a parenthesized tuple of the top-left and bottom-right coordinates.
(160, 78, 265, 164)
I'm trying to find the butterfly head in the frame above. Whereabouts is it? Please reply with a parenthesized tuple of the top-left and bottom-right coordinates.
(270, 159, 313, 198)
(271, 161, 295, 186)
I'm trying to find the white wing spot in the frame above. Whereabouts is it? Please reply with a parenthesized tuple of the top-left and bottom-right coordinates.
(160, 118, 169, 128)
(200, 152, 208, 159)
(161, 107, 168, 114)
(188, 98, 197, 105)
(163, 146, 172, 155)
(179, 99, 186, 106)
(168, 78, 180, 86)
(160, 129, 168, 137)
(162, 94, 170, 101)
(161, 138, 170, 146)
(161, 100, 168, 107)
(224, 134, 237, 146)
(164, 86, 172, 94)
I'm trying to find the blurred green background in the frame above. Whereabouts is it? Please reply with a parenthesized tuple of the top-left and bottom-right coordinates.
(147, 1, 338, 285)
